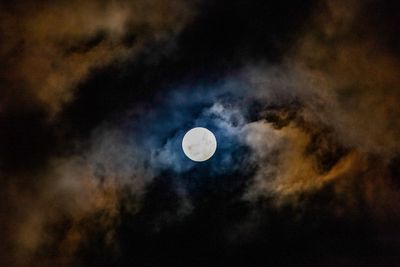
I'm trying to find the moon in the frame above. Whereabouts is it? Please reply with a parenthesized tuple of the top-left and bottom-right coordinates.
(182, 127, 217, 162)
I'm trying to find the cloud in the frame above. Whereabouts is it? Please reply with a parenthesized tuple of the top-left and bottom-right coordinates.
(4, 125, 154, 266)
(292, 0, 400, 154)
(0, 0, 195, 116)
(239, 0, 400, 216)
(0, 2, 197, 263)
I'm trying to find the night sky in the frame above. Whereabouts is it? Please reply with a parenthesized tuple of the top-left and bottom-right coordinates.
(1, 0, 400, 266)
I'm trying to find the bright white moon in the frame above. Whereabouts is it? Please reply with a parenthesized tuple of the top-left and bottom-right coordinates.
(182, 127, 217, 162)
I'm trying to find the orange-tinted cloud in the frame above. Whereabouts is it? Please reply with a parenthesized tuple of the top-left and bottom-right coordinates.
(244, 0, 400, 217)
(0, 0, 195, 117)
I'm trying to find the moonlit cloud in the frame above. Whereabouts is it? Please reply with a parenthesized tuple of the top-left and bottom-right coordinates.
(240, 0, 400, 213)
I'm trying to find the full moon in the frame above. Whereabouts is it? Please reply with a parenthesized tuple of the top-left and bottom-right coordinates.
(182, 127, 217, 162)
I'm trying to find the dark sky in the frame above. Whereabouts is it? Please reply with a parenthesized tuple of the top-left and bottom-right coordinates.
(0, 0, 399, 266)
